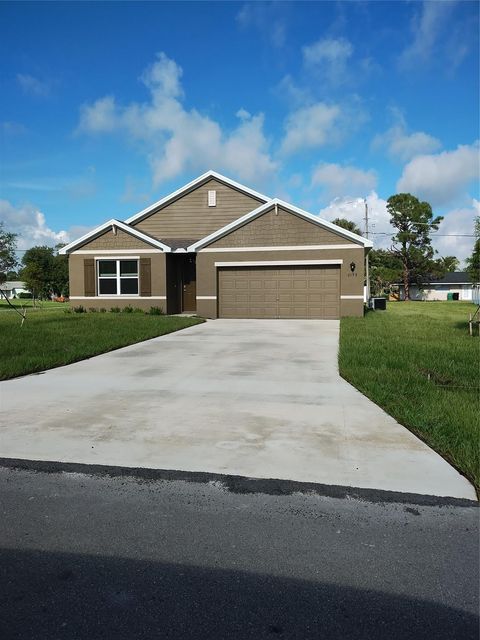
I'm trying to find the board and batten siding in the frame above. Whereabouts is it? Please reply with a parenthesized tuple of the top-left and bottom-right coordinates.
(131, 179, 264, 241)
(206, 207, 359, 248)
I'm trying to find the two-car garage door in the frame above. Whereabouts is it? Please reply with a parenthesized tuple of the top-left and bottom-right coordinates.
(218, 265, 340, 319)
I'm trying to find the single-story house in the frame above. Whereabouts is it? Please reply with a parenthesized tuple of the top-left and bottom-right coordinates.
(0, 281, 29, 299)
(397, 272, 475, 301)
(60, 171, 372, 318)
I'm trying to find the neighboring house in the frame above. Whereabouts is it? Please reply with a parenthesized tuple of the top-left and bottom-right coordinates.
(0, 281, 29, 299)
(60, 171, 372, 319)
(397, 272, 475, 301)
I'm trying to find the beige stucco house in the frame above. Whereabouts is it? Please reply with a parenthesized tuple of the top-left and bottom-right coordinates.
(60, 171, 372, 318)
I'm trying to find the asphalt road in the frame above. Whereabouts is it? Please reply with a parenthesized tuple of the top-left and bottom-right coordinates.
(0, 463, 478, 640)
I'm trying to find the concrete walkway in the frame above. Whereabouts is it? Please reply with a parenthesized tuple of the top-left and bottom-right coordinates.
(0, 320, 475, 500)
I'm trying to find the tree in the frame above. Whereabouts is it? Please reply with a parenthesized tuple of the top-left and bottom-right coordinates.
(20, 245, 69, 299)
(438, 256, 459, 273)
(466, 216, 480, 283)
(387, 193, 443, 301)
(0, 222, 18, 283)
(52, 244, 69, 296)
(368, 249, 402, 296)
(332, 218, 362, 236)
(21, 246, 56, 299)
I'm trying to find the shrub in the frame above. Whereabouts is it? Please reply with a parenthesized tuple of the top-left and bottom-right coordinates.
(110, 307, 121, 313)
(133, 307, 144, 314)
(72, 305, 86, 314)
(148, 306, 164, 316)
(99, 308, 107, 313)
(18, 292, 33, 299)
(122, 305, 134, 313)
(63, 308, 73, 314)
(88, 307, 97, 313)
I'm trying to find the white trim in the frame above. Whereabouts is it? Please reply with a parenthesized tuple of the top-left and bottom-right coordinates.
(97, 257, 140, 297)
(340, 295, 364, 300)
(70, 296, 167, 300)
(188, 199, 372, 252)
(196, 296, 217, 300)
(59, 219, 171, 255)
(215, 260, 343, 267)
(73, 249, 162, 255)
(95, 255, 140, 260)
(125, 170, 270, 225)
(201, 244, 358, 253)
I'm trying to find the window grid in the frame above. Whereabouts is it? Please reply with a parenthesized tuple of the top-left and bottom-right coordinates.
(97, 259, 139, 296)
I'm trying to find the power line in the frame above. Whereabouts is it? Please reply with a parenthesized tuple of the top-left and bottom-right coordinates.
(369, 232, 475, 237)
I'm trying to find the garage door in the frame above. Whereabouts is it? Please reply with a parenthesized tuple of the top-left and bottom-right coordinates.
(218, 265, 340, 319)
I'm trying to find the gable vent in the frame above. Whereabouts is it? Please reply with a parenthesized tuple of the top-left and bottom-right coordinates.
(208, 190, 217, 207)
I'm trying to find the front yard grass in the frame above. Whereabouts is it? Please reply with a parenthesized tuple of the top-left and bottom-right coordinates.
(0, 309, 203, 380)
(339, 301, 479, 490)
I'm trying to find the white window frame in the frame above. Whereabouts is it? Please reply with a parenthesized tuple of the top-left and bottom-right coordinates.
(96, 258, 140, 297)
(208, 190, 216, 207)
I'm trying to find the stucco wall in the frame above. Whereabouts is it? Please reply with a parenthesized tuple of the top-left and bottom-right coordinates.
(68, 252, 167, 311)
(196, 247, 365, 318)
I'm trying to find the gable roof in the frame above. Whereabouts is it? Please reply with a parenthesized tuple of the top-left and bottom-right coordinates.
(124, 170, 271, 225)
(58, 219, 171, 255)
(187, 198, 373, 251)
(429, 272, 471, 285)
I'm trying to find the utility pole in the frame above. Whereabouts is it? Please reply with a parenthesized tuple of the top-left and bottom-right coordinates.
(364, 198, 370, 302)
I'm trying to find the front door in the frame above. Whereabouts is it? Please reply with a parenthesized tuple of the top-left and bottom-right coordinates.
(182, 255, 196, 312)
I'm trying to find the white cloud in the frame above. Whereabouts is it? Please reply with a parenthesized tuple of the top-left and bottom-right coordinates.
(319, 192, 388, 245)
(236, 3, 286, 47)
(77, 52, 277, 188)
(399, 1, 456, 69)
(372, 110, 441, 161)
(319, 193, 478, 263)
(0, 200, 71, 250)
(280, 103, 341, 155)
(16, 73, 50, 97)
(312, 163, 377, 200)
(302, 37, 353, 83)
(397, 142, 480, 206)
(432, 200, 479, 264)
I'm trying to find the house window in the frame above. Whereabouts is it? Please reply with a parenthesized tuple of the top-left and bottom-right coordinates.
(97, 259, 139, 296)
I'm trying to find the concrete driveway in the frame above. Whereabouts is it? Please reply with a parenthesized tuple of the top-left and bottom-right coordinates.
(0, 320, 475, 500)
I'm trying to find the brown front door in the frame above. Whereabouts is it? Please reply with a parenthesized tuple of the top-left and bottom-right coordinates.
(182, 255, 196, 312)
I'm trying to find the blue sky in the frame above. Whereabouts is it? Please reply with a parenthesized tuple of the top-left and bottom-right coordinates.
(1, 1, 479, 261)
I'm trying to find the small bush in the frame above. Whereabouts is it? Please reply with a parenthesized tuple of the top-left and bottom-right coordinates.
(133, 307, 144, 314)
(63, 308, 73, 314)
(88, 307, 97, 313)
(72, 305, 86, 314)
(148, 306, 164, 316)
(122, 305, 134, 313)
(18, 292, 33, 299)
(110, 307, 121, 313)
(99, 308, 107, 313)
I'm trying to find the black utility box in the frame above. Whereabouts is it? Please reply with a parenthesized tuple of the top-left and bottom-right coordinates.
(370, 297, 387, 310)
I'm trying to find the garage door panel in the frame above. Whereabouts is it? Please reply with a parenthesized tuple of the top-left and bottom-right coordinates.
(218, 265, 340, 319)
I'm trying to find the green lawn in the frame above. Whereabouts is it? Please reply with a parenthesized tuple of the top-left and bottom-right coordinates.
(0, 309, 203, 380)
(0, 299, 66, 310)
(339, 301, 479, 490)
